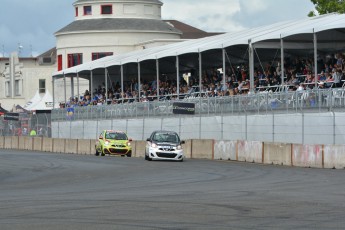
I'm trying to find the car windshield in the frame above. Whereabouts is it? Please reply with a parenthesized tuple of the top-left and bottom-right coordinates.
(153, 132, 179, 143)
(105, 132, 127, 140)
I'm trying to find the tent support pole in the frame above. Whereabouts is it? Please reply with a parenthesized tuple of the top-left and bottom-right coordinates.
(199, 52, 202, 94)
(156, 59, 159, 99)
(314, 32, 318, 89)
(77, 72, 80, 102)
(280, 37, 285, 85)
(176, 56, 180, 97)
(90, 70, 93, 98)
(63, 73, 67, 105)
(52, 77, 55, 109)
(138, 62, 141, 101)
(121, 65, 124, 103)
(105, 68, 108, 103)
(70, 75, 74, 101)
(249, 40, 254, 93)
(222, 48, 226, 87)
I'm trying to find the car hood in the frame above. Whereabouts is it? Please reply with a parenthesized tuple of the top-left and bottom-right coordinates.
(106, 139, 128, 145)
(153, 141, 179, 147)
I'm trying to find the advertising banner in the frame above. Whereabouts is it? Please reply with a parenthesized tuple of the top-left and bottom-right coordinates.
(4, 113, 20, 121)
(172, 102, 195, 115)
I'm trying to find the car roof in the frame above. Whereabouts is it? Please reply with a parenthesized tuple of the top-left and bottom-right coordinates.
(153, 130, 178, 134)
(105, 130, 126, 133)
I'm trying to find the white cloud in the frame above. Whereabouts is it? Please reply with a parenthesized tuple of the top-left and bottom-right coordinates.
(240, 0, 269, 14)
(162, 0, 244, 32)
(161, 0, 314, 33)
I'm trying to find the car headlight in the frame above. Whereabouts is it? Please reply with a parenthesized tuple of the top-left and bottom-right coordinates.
(127, 142, 131, 146)
(104, 141, 110, 145)
(177, 145, 182, 150)
(151, 143, 158, 148)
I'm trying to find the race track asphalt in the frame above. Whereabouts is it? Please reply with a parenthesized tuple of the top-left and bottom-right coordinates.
(0, 149, 345, 230)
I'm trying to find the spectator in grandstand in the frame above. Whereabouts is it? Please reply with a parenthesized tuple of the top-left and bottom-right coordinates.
(286, 73, 299, 90)
(318, 82, 326, 89)
(297, 83, 305, 91)
(333, 69, 342, 87)
(319, 71, 327, 82)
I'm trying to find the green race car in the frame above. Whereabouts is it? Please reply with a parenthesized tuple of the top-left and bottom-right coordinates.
(95, 130, 132, 157)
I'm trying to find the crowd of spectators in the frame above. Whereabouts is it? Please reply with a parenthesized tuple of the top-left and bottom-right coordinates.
(61, 52, 345, 108)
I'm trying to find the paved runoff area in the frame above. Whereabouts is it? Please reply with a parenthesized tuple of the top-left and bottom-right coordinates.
(0, 149, 345, 230)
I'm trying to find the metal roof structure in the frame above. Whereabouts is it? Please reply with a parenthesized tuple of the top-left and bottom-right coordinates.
(53, 13, 345, 78)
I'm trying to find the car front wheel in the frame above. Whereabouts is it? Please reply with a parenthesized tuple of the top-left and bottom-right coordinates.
(100, 148, 105, 156)
(145, 153, 152, 161)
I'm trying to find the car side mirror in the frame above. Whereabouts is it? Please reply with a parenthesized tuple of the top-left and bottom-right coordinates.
(146, 138, 151, 141)
(99, 137, 103, 140)
(180, 140, 185, 144)
(128, 138, 132, 142)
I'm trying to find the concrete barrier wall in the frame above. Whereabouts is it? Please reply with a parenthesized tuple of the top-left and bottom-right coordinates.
(42, 138, 53, 152)
(11, 136, 19, 149)
(323, 145, 345, 169)
(65, 139, 78, 154)
(238, 141, 263, 163)
(191, 139, 214, 159)
(183, 140, 192, 159)
(77, 139, 92, 155)
(33, 137, 43, 151)
(24, 137, 33, 150)
(53, 139, 65, 153)
(4, 136, 12, 149)
(90, 140, 96, 155)
(3, 136, 345, 171)
(214, 140, 237, 160)
(18, 137, 25, 150)
(0, 136, 4, 148)
(133, 140, 146, 158)
(264, 143, 292, 166)
(292, 144, 323, 168)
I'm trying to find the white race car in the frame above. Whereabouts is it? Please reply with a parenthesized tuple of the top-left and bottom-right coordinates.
(145, 130, 185, 162)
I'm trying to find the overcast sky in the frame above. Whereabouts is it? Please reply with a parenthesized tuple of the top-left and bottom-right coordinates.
(0, 0, 315, 57)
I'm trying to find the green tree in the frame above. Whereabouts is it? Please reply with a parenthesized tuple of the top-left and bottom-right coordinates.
(308, 0, 345, 16)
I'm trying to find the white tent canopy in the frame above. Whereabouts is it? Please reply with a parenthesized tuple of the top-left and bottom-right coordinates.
(25, 90, 56, 111)
(53, 13, 345, 78)
(52, 13, 345, 105)
(24, 90, 41, 110)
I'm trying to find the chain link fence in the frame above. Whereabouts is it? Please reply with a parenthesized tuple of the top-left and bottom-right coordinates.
(2, 89, 345, 142)
(0, 113, 51, 137)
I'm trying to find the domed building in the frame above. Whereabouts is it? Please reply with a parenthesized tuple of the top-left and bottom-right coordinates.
(55, 0, 184, 71)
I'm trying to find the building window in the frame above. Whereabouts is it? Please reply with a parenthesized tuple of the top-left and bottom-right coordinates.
(75, 7, 78, 17)
(124, 4, 136, 14)
(39, 79, 46, 94)
(67, 53, 83, 68)
(92, 52, 113, 61)
(5, 81, 10, 97)
(57, 55, 62, 71)
(101, 5, 112, 14)
(83, 5, 92, 15)
(15, 80, 22, 96)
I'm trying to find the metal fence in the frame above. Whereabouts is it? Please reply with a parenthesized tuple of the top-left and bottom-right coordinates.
(0, 113, 51, 137)
(51, 88, 345, 121)
(2, 88, 345, 141)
